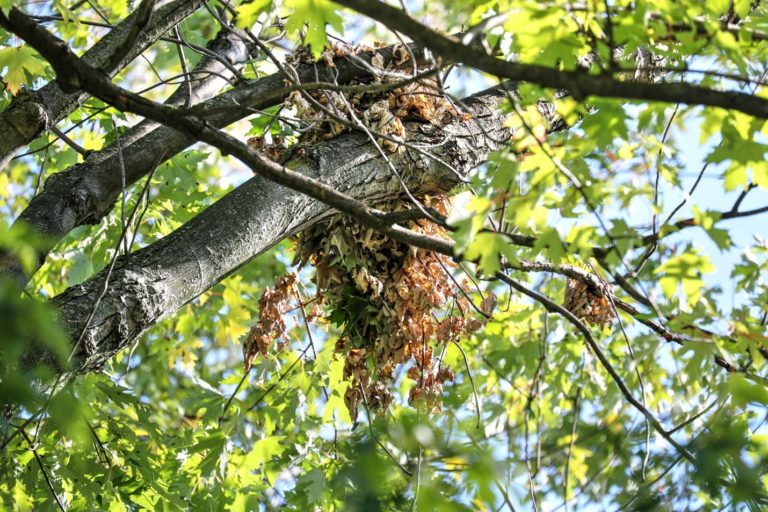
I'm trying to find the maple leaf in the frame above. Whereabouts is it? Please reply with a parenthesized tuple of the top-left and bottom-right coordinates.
(0, 46, 46, 95)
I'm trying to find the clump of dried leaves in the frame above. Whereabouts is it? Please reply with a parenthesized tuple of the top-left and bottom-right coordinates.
(241, 44, 491, 420)
(242, 273, 296, 372)
(248, 42, 464, 159)
(243, 195, 495, 421)
(563, 276, 616, 328)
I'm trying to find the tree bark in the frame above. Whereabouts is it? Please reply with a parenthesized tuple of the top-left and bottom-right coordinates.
(0, 0, 205, 170)
(44, 87, 510, 375)
(4, 28, 253, 285)
(6, 42, 432, 286)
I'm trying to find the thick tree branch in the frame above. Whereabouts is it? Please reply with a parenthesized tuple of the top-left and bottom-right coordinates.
(334, 0, 768, 119)
(0, 0, 500, 376)
(3, 28, 254, 285)
(46, 88, 509, 374)
(6, 39, 433, 286)
(0, 0, 205, 170)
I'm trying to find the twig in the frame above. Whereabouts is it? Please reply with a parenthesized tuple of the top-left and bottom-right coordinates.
(32, 143, 49, 197)
(599, 260, 651, 481)
(668, 399, 719, 435)
(660, 161, 710, 230)
(493, 477, 519, 511)
(172, 25, 193, 107)
(410, 445, 422, 511)
(357, 381, 413, 476)
(113, 120, 128, 255)
(495, 272, 695, 463)
(84, 417, 111, 466)
(562, 364, 582, 512)
(292, 284, 330, 400)
(246, 343, 313, 412)
(728, 183, 757, 213)
(452, 340, 481, 429)
(20, 429, 67, 511)
(50, 125, 90, 157)
(218, 371, 249, 426)
(649, 104, 679, 263)
(436, 258, 489, 319)
(69, 158, 160, 365)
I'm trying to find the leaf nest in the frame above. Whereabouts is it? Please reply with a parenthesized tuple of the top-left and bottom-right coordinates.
(243, 195, 495, 421)
(248, 43, 466, 158)
(563, 276, 616, 328)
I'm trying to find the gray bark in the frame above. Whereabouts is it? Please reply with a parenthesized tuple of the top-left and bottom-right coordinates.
(0, 0, 205, 170)
(7, 42, 431, 285)
(47, 87, 510, 375)
(5, 29, 253, 285)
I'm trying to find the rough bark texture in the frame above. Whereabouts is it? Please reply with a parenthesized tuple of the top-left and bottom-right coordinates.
(0, 0, 205, 170)
(48, 88, 509, 375)
(7, 42, 431, 286)
(4, 29, 253, 285)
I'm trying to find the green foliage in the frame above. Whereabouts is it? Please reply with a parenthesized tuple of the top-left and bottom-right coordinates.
(0, 45, 47, 95)
(236, 0, 274, 29)
(284, 0, 344, 57)
(2, 0, 768, 510)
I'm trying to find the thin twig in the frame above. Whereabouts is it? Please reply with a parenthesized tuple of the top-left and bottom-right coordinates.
(410, 445, 422, 511)
(173, 25, 193, 107)
(50, 125, 90, 157)
(20, 429, 66, 512)
(246, 344, 313, 412)
(293, 283, 330, 400)
(69, 157, 161, 365)
(113, 120, 128, 255)
(496, 272, 695, 462)
(452, 340, 481, 429)
(562, 362, 583, 512)
(357, 381, 413, 476)
(218, 371, 249, 426)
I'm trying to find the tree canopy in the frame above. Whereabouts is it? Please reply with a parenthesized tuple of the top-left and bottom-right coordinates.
(1, 0, 768, 510)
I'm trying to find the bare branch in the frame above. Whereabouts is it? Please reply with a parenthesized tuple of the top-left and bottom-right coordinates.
(335, 0, 768, 119)
(0, 0, 206, 169)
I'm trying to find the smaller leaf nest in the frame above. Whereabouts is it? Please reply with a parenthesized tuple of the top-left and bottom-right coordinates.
(242, 272, 297, 371)
(243, 195, 495, 421)
(282, 42, 464, 154)
(563, 275, 615, 328)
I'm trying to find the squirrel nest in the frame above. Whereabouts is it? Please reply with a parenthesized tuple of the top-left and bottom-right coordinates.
(241, 44, 491, 420)
(243, 195, 495, 421)
(563, 276, 616, 328)
(248, 42, 468, 158)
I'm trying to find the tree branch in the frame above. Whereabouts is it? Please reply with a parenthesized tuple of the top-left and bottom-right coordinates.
(6, 7, 757, 385)
(0, 0, 205, 170)
(494, 272, 696, 463)
(334, 0, 768, 119)
(3, 28, 254, 285)
(43, 86, 508, 374)
(5, 39, 434, 286)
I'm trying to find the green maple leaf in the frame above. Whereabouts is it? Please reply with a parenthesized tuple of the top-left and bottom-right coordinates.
(285, 0, 344, 58)
(236, 0, 273, 29)
(0, 45, 46, 95)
